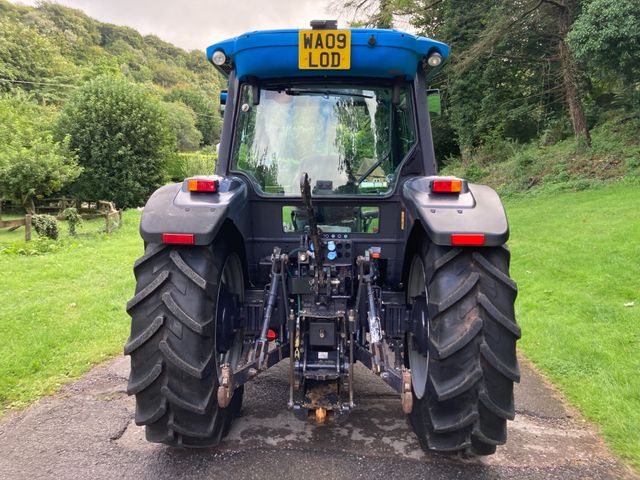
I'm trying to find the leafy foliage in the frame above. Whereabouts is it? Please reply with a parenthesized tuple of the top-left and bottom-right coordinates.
(0, 0, 223, 100)
(165, 151, 216, 182)
(32, 214, 59, 240)
(62, 207, 82, 236)
(0, 0, 637, 207)
(0, 0, 227, 208)
(165, 86, 221, 146)
(57, 76, 174, 208)
(0, 17, 75, 103)
(342, 0, 639, 169)
(568, 0, 640, 83)
(163, 101, 202, 151)
(0, 94, 81, 211)
(441, 111, 640, 196)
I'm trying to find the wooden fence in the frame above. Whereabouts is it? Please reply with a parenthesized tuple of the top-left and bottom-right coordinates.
(0, 201, 122, 241)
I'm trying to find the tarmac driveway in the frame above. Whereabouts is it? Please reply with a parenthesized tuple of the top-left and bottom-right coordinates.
(0, 355, 636, 480)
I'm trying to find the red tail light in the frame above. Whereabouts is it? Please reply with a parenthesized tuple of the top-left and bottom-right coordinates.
(162, 233, 195, 245)
(431, 179, 462, 193)
(451, 233, 485, 246)
(187, 179, 219, 193)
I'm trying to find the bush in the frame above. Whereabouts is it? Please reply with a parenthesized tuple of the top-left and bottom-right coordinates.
(165, 151, 216, 181)
(62, 207, 82, 236)
(463, 160, 487, 183)
(477, 133, 517, 164)
(56, 76, 175, 208)
(540, 118, 572, 146)
(625, 156, 640, 169)
(32, 214, 59, 240)
(513, 150, 536, 177)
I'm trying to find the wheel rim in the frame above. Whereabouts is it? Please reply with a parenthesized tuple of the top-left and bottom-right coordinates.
(407, 255, 429, 400)
(216, 253, 244, 380)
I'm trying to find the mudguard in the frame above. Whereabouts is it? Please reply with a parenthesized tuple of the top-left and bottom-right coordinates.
(402, 176, 509, 246)
(139, 176, 250, 245)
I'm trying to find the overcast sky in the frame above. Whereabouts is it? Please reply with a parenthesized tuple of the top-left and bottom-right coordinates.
(11, 0, 336, 51)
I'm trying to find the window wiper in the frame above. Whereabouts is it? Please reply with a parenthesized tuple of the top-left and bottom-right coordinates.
(283, 89, 374, 99)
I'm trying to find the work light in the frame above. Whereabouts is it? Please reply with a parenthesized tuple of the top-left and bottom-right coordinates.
(212, 50, 227, 66)
(427, 52, 442, 67)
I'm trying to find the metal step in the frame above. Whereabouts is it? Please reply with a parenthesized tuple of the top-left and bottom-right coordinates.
(243, 289, 265, 334)
(381, 291, 408, 337)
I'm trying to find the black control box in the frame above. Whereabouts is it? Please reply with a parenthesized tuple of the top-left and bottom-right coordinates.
(308, 320, 336, 347)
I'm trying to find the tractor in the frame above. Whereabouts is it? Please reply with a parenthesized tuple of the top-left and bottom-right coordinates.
(125, 20, 520, 455)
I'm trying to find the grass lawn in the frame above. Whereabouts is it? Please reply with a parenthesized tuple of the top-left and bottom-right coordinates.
(0, 210, 142, 412)
(506, 181, 640, 469)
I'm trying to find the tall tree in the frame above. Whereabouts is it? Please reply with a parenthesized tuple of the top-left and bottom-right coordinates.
(342, 0, 593, 155)
(568, 0, 640, 109)
(448, 0, 591, 146)
(555, 0, 591, 148)
(337, 0, 415, 28)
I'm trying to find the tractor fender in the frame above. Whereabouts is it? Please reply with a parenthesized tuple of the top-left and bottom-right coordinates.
(402, 176, 509, 246)
(139, 176, 250, 245)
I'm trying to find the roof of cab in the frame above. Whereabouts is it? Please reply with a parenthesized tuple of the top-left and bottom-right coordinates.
(205, 28, 449, 81)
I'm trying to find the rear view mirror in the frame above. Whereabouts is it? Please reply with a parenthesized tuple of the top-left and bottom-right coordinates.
(220, 90, 227, 115)
(427, 89, 441, 116)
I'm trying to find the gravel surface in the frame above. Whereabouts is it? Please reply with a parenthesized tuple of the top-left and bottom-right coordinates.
(0, 355, 636, 480)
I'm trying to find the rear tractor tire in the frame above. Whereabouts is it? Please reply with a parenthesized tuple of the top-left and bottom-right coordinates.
(125, 236, 245, 447)
(406, 240, 521, 455)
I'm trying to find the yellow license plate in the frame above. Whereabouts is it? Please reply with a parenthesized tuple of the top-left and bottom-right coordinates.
(298, 30, 351, 70)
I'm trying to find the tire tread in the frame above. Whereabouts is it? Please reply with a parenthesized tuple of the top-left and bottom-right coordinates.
(125, 241, 243, 448)
(408, 242, 519, 455)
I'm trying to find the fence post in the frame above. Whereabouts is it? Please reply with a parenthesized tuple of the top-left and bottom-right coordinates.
(25, 214, 32, 242)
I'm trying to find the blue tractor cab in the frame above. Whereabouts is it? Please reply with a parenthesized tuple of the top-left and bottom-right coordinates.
(206, 26, 449, 80)
(205, 22, 457, 193)
(128, 21, 520, 457)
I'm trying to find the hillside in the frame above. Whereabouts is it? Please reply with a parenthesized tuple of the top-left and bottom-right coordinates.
(0, 0, 222, 145)
(441, 111, 640, 197)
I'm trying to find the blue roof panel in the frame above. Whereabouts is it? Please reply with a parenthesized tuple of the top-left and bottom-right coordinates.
(206, 28, 449, 81)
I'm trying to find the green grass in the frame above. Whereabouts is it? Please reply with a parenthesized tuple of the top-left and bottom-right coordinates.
(0, 210, 142, 412)
(506, 181, 640, 469)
